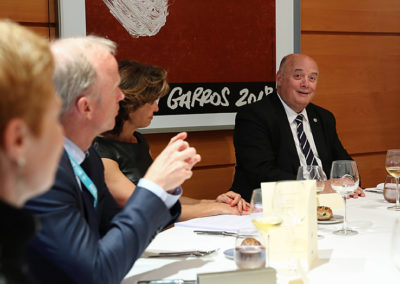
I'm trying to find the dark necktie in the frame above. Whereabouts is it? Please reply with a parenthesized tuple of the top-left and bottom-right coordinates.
(295, 114, 318, 166)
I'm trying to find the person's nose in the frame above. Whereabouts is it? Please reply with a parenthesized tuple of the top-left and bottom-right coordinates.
(153, 101, 159, 112)
(117, 88, 125, 102)
(300, 77, 309, 88)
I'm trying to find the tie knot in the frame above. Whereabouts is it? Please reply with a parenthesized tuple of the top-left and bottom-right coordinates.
(295, 114, 303, 125)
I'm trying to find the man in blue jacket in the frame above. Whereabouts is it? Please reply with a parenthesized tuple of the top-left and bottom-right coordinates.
(24, 36, 201, 284)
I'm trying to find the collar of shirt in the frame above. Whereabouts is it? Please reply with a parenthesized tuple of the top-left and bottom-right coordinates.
(64, 137, 87, 165)
(277, 93, 309, 124)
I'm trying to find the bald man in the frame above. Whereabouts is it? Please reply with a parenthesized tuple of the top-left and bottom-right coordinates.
(231, 54, 363, 201)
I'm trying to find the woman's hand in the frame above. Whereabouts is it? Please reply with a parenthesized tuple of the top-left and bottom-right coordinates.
(215, 191, 250, 213)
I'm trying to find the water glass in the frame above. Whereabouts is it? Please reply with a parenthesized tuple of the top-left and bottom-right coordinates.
(296, 165, 327, 193)
(330, 160, 359, 236)
(384, 175, 397, 203)
(234, 228, 266, 269)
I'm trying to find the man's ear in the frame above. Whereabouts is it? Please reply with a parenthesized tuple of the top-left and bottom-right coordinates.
(276, 70, 282, 87)
(2, 119, 28, 163)
(76, 96, 93, 119)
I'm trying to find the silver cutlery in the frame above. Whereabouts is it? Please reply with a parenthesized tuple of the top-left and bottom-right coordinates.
(147, 249, 217, 258)
(193, 230, 237, 237)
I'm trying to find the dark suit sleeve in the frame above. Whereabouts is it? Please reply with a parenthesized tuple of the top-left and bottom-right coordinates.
(232, 104, 296, 200)
(326, 112, 352, 161)
(314, 108, 353, 178)
(25, 154, 180, 284)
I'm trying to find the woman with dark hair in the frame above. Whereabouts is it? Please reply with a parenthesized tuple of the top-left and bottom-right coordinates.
(93, 60, 248, 220)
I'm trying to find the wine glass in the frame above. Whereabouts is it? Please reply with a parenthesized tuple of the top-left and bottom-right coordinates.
(330, 160, 360, 236)
(249, 188, 282, 267)
(296, 165, 327, 194)
(385, 150, 400, 210)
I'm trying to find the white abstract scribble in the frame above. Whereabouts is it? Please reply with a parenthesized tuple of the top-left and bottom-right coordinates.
(103, 0, 169, 37)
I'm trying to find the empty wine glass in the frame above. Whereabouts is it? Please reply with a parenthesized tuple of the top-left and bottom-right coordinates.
(385, 150, 400, 210)
(330, 160, 360, 236)
(249, 188, 282, 267)
(296, 165, 327, 194)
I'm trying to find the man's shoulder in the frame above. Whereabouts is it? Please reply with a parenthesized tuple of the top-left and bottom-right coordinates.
(308, 102, 335, 119)
(236, 92, 280, 117)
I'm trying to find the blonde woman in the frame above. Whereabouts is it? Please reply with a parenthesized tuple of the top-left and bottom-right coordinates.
(0, 21, 63, 283)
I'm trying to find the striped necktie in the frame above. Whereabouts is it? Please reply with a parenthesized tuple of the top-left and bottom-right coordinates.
(295, 114, 318, 166)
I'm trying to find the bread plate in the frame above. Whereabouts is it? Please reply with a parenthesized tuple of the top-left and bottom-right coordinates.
(223, 248, 234, 260)
(318, 215, 344, 224)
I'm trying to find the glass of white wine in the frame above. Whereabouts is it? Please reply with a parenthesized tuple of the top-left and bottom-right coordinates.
(330, 160, 360, 236)
(296, 165, 327, 194)
(385, 149, 400, 211)
(249, 188, 282, 267)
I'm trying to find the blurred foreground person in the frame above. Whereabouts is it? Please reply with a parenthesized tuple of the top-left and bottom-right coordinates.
(24, 36, 200, 284)
(0, 20, 63, 283)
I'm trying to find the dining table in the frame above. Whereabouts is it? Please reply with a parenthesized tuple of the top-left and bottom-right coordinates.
(123, 191, 400, 284)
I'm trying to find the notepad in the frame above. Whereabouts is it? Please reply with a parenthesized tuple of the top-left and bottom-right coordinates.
(175, 214, 253, 232)
(317, 193, 344, 209)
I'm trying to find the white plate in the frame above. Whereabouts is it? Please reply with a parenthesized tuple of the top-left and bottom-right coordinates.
(223, 248, 234, 260)
(318, 215, 344, 224)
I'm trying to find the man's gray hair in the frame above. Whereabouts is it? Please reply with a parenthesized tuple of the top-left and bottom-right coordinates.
(52, 36, 117, 114)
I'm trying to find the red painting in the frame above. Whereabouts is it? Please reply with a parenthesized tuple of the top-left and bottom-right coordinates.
(85, 0, 276, 84)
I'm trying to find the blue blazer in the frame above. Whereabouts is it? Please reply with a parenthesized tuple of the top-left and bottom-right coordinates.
(231, 92, 352, 201)
(24, 147, 181, 284)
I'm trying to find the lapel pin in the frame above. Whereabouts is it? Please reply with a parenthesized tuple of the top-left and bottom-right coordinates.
(313, 118, 318, 123)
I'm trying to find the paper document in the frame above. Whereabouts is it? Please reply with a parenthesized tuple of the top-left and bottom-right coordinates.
(175, 215, 253, 232)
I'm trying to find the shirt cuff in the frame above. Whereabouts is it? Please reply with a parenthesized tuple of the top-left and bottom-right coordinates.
(137, 178, 182, 209)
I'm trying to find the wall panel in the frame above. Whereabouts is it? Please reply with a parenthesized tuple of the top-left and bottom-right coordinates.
(302, 33, 400, 154)
(144, 130, 236, 167)
(353, 152, 388, 188)
(0, 0, 51, 23)
(179, 166, 235, 200)
(302, 0, 400, 189)
(302, 0, 400, 33)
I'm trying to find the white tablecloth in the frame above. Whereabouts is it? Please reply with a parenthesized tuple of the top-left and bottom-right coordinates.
(123, 192, 400, 284)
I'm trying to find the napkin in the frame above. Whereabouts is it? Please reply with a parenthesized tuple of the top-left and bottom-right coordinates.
(364, 183, 384, 193)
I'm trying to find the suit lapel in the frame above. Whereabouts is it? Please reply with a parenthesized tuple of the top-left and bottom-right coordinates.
(271, 94, 300, 170)
(62, 150, 99, 235)
(307, 105, 328, 164)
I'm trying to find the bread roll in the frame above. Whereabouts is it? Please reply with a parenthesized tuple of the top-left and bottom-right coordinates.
(241, 237, 261, 246)
(317, 206, 333, 221)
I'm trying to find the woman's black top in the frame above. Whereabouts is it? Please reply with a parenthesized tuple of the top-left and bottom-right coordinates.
(93, 132, 153, 185)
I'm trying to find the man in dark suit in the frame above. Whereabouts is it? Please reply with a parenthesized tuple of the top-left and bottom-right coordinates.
(24, 36, 200, 284)
(231, 54, 364, 201)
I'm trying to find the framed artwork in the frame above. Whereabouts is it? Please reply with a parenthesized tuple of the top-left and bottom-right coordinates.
(57, 0, 299, 132)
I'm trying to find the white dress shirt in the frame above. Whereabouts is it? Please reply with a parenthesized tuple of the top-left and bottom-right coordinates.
(64, 137, 182, 209)
(276, 94, 325, 175)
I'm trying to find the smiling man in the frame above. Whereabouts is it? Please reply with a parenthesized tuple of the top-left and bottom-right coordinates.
(230, 54, 360, 201)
